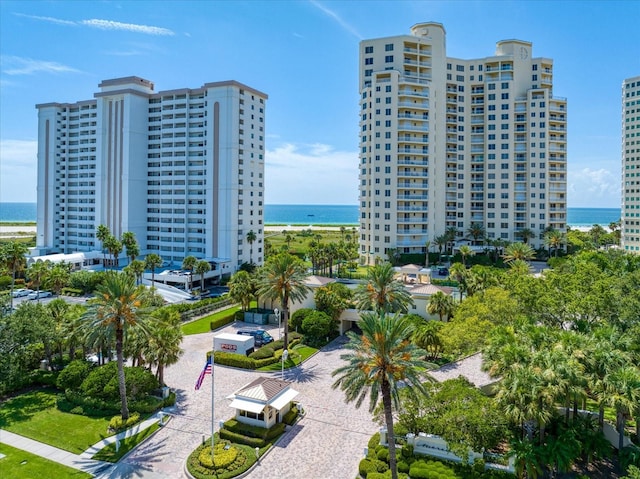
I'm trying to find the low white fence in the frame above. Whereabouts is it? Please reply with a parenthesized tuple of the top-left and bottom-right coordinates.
(378, 427, 515, 473)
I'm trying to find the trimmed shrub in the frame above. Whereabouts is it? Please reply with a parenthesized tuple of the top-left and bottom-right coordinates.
(129, 396, 163, 414)
(57, 360, 92, 391)
(81, 362, 158, 402)
(198, 442, 239, 469)
(213, 351, 256, 369)
(282, 405, 299, 425)
(359, 458, 377, 478)
(163, 391, 176, 407)
(108, 412, 141, 433)
(58, 390, 119, 416)
(374, 459, 389, 473)
(368, 432, 381, 450)
(376, 447, 390, 462)
(209, 314, 235, 331)
(61, 287, 83, 297)
(398, 460, 410, 473)
(249, 347, 275, 360)
(401, 443, 414, 458)
(301, 310, 334, 346)
(219, 428, 265, 448)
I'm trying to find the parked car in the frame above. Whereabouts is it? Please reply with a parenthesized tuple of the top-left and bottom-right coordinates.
(237, 329, 274, 347)
(27, 291, 52, 300)
(437, 267, 449, 276)
(12, 288, 32, 298)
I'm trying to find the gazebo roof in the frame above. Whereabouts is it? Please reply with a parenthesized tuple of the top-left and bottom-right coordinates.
(304, 275, 335, 288)
(409, 283, 453, 296)
(231, 377, 291, 402)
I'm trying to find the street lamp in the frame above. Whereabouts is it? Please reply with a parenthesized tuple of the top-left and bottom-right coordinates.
(281, 349, 289, 380)
(274, 308, 281, 339)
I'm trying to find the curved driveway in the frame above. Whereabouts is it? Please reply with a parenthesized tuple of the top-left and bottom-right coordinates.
(104, 323, 378, 479)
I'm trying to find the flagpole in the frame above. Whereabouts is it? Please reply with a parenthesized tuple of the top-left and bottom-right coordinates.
(211, 338, 216, 469)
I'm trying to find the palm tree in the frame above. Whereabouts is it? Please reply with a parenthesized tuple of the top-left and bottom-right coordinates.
(517, 228, 536, 245)
(445, 227, 458, 255)
(195, 260, 211, 294)
(332, 312, 429, 479)
(120, 232, 138, 265)
(544, 229, 565, 258)
(27, 260, 50, 302)
(46, 263, 70, 296)
(434, 234, 447, 263)
(127, 259, 146, 285)
(96, 224, 111, 267)
(284, 234, 294, 250)
(603, 366, 640, 452)
(1, 241, 29, 309)
(182, 255, 197, 292)
(81, 272, 152, 419)
(458, 245, 475, 266)
(448, 262, 468, 302)
(246, 230, 257, 265)
(467, 223, 485, 245)
(503, 242, 536, 263)
(257, 253, 310, 351)
(426, 291, 455, 321)
(424, 240, 431, 268)
(144, 254, 163, 288)
(354, 262, 413, 314)
(104, 235, 123, 269)
(145, 309, 183, 386)
(228, 270, 254, 311)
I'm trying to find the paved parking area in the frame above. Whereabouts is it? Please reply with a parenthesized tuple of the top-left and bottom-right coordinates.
(103, 323, 378, 479)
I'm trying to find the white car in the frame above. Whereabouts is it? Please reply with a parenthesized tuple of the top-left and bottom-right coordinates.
(12, 288, 32, 298)
(27, 291, 52, 300)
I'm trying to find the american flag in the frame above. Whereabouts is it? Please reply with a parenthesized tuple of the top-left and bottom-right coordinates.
(195, 357, 212, 390)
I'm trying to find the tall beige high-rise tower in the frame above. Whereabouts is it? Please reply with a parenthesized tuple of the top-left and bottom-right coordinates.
(358, 23, 567, 263)
(622, 76, 640, 254)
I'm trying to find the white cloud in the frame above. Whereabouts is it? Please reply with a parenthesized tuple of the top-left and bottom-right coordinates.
(0, 139, 38, 202)
(13, 13, 77, 26)
(81, 19, 174, 36)
(265, 142, 358, 205)
(309, 0, 362, 39)
(13, 12, 175, 36)
(1, 56, 82, 75)
(568, 167, 620, 208)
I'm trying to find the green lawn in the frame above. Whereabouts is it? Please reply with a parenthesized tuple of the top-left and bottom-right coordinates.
(0, 443, 91, 479)
(92, 421, 160, 462)
(0, 389, 110, 454)
(257, 345, 318, 371)
(181, 305, 242, 335)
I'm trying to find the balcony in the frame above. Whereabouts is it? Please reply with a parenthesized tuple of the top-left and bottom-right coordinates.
(398, 158, 428, 166)
(398, 194, 428, 200)
(399, 89, 429, 98)
(399, 101, 429, 108)
(398, 181, 428, 188)
(398, 113, 429, 120)
(398, 147, 429, 154)
(398, 171, 429, 178)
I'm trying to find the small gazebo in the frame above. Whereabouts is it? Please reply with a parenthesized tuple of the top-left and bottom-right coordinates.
(226, 377, 299, 428)
(393, 264, 432, 284)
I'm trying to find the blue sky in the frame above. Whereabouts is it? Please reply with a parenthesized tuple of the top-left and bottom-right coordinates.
(1, 0, 638, 207)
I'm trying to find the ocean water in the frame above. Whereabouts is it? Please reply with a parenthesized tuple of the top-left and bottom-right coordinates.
(0, 202, 621, 228)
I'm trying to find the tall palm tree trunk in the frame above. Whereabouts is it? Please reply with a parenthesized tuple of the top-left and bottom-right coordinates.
(283, 292, 290, 351)
(116, 327, 130, 420)
(381, 379, 399, 479)
(618, 412, 626, 453)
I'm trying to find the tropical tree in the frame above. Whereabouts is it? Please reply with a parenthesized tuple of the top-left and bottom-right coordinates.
(257, 253, 310, 351)
(121, 232, 139, 264)
(424, 240, 431, 268)
(145, 308, 183, 386)
(517, 228, 536, 245)
(354, 262, 413, 314)
(228, 270, 255, 311)
(467, 223, 485, 245)
(503, 242, 536, 263)
(46, 263, 70, 296)
(246, 230, 257, 265)
(1, 241, 29, 309)
(448, 262, 468, 302)
(314, 282, 353, 321)
(144, 254, 163, 288)
(544, 229, 566, 258)
(80, 272, 152, 419)
(104, 235, 123, 269)
(27, 260, 51, 301)
(445, 226, 458, 255)
(426, 291, 455, 321)
(96, 224, 111, 267)
(458, 245, 475, 266)
(332, 312, 428, 479)
(195, 260, 211, 294)
(434, 234, 448, 263)
(410, 318, 444, 360)
(182, 255, 197, 292)
(127, 259, 146, 285)
(603, 366, 640, 452)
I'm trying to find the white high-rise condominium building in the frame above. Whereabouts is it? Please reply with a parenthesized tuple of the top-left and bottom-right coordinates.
(36, 76, 267, 272)
(622, 76, 640, 254)
(358, 23, 567, 262)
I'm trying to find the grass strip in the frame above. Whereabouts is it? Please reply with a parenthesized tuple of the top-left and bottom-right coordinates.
(0, 443, 91, 479)
(91, 422, 160, 462)
(257, 345, 317, 371)
(181, 305, 241, 335)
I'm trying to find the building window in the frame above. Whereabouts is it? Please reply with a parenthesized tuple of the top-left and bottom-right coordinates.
(385, 55, 394, 62)
(365, 58, 373, 65)
(385, 43, 394, 51)
(365, 46, 373, 53)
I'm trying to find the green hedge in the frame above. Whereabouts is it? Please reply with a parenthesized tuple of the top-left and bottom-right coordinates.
(187, 439, 254, 479)
(61, 287, 83, 297)
(219, 428, 265, 448)
(249, 347, 275, 360)
(209, 314, 235, 331)
(108, 412, 141, 433)
(282, 406, 299, 426)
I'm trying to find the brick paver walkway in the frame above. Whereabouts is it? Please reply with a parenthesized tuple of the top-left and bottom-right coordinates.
(107, 322, 378, 478)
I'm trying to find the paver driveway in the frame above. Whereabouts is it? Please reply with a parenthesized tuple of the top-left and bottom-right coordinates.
(102, 324, 378, 479)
